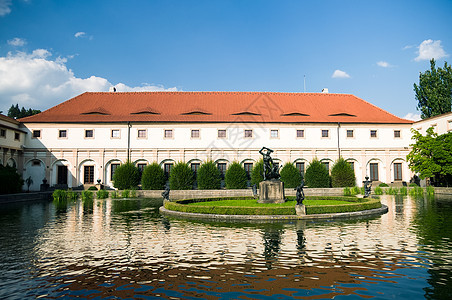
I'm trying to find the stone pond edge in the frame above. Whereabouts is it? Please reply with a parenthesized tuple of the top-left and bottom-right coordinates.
(159, 204, 389, 221)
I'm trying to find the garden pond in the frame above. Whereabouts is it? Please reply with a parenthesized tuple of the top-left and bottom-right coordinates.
(0, 194, 451, 299)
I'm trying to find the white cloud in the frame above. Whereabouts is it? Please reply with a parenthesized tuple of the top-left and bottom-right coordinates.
(74, 32, 86, 38)
(377, 61, 393, 68)
(0, 0, 12, 16)
(415, 39, 448, 61)
(7, 37, 26, 47)
(0, 49, 178, 111)
(332, 69, 350, 79)
(403, 113, 421, 121)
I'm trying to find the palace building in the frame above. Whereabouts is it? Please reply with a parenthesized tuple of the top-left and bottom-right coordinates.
(2, 91, 419, 191)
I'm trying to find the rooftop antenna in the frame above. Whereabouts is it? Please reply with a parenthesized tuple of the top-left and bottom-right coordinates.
(303, 75, 306, 93)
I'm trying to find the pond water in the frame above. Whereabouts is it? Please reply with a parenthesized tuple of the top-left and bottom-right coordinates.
(0, 195, 451, 299)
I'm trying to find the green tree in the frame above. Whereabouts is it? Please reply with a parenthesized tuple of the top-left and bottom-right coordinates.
(7, 104, 41, 119)
(197, 161, 221, 189)
(280, 163, 302, 188)
(113, 162, 141, 190)
(331, 157, 356, 187)
(414, 59, 452, 119)
(407, 128, 452, 186)
(141, 163, 166, 190)
(250, 159, 264, 185)
(304, 158, 331, 188)
(0, 165, 23, 194)
(169, 162, 194, 190)
(225, 162, 248, 189)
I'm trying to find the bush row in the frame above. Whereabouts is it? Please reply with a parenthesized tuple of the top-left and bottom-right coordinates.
(112, 157, 357, 191)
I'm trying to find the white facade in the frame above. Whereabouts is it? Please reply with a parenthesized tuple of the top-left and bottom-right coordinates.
(19, 121, 413, 190)
(0, 114, 26, 170)
(412, 111, 452, 135)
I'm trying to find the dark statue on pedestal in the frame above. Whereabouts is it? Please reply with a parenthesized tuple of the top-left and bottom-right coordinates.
(363, 176, 372, 198)
(295, 180, 305, 205)
(162, 185, 170, 201)
(259, 147, 280, 180)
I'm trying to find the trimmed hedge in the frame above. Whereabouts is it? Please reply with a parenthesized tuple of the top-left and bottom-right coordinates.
(164, 196, 381, 215)
(250, 159, 264, 185)
(169, 162, 194, 190)
(305, 158, 331, 188)
(331, 157, 356, 187)
(225, 162, 248, 189)
(280, 163, 302, 188)
(197, 161, 221, 189)
(113, 162, 141, 190)
(141, 163, 166, 190)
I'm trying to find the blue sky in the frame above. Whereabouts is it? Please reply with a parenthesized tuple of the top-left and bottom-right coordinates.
(1, 0, 451, 120)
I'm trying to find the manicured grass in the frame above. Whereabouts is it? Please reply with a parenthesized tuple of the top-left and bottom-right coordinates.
(164, 196, 382, 216)
(187, 199, 354, 207)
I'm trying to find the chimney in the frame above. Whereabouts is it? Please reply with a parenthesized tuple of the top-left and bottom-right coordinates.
(322, 88, 329, 93)
(109, 86, 117, 92)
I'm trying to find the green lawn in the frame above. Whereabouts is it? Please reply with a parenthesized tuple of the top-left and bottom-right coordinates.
(187, 199, 354, 207)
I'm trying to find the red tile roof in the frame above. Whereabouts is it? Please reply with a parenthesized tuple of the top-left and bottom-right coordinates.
(19, 92, 413, 124)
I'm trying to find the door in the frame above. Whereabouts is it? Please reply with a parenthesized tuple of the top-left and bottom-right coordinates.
(370, 163, 379, 181)
(57, 165, 68, 185)
(394, 163, 402, 181)
(84, 166, 94, 184)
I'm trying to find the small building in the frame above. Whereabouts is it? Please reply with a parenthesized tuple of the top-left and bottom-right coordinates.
(16, 91, 414, 190)
(0, 114, 26, 170)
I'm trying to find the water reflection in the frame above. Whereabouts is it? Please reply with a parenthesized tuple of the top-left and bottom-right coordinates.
(0, 195, 451, 299)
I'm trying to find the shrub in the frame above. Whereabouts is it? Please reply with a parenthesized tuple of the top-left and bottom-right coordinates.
(141, 163, 166, 190)
(426, 186, 435, 195)
(130, 189, 137, 198)
(81, 190, 93, 202)
(305, 158, 331, 188)
(343, 187, 351, 196)
(67, 190, 78, 201)
(250, 160, 264, 185)
(379, 183, 389, 187)
(88, 186, 98, 190)
(169, 162, 194, 190)
(331, 158, 355, 187)
(225, 162, 248, 189)
(374, 186, 383, 195)
(96, 189, 109, 199)
(387, 187, 399, 195)
(409, 186, 424, 196)
(121, 190, 130, 198)
(280, 163, 302, 188)
(0, 165, 23, 194)
(52, 189, 67, 202)
(197, 161, 221, 189)
(350, 186, 360, 195)
(409, 182, 419, 187)
(111, 191, 119, 199)
(113, 162, 141, 190)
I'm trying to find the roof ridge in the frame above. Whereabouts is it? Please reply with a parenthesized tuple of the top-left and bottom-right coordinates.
(349, 94, 413, 123)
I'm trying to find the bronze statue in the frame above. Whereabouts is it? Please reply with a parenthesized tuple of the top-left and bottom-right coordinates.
(363, 176, 372, 198)
(259, 147, 280, 180)
(295, 180, 305, 205)
(162, 185, 170, 201)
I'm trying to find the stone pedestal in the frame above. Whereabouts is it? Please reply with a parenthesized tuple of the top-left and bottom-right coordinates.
(258, 180, 285, 204)
(295, 204, 306, 216)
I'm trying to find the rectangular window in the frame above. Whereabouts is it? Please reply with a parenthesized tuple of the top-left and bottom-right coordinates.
(217, 163, 227, 177)
(218, 129, 227, 138)
(191, 163, 200, 175)
(84, 166, 94, 184)
(32, 130, 41, 138)
(59, 130, 67, 138)
(14, 132, 20, 141)
(164, 163, 173, 178)
(370, 130, 377, 138)
(296, 129, 305, 138)
(191, 129, 200, 139)
(296, 162, 305, 175)
(270, 129, 279, 138)
(322, 161, 329, 172)
(0, 129, 6, 137)
(164, 129, 173, 139)
(370, 163, 379, 181)
(348, 161, 354, 173)
(110, 163, 120, 181)
(137, 129, 147, 138)
(394, 163, 402, 181)
(394, 130, 401, 138)
(244, 129, 253, 138)
(346, 130, 354, 138)
(322, 130, 329, 138)
(111, 129, 120, 138)
(244, 163, 253, 178)
(85, 129, 94, 138)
